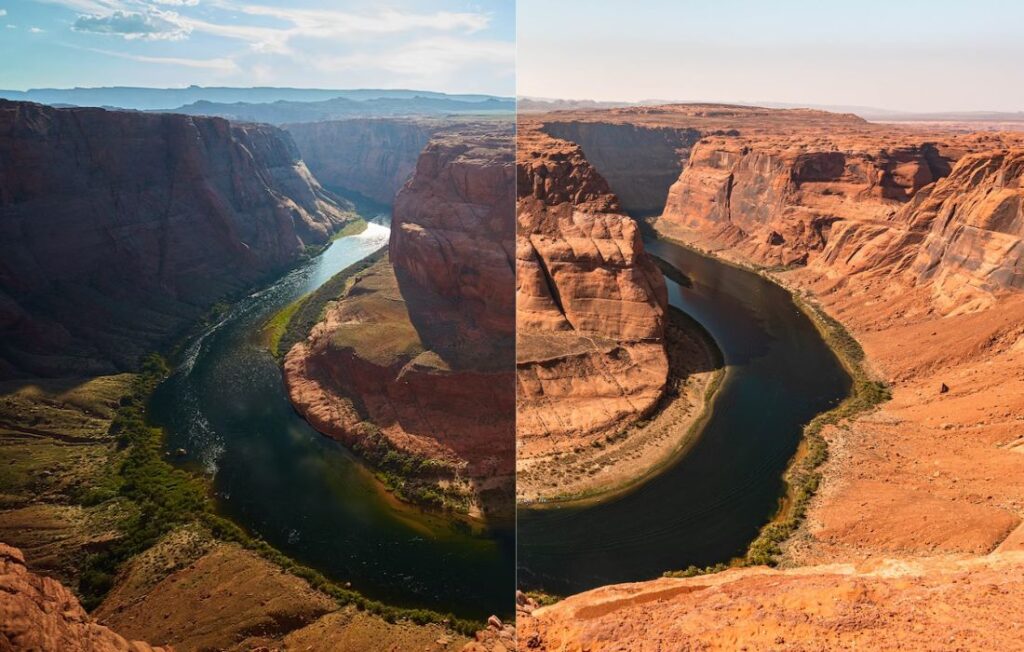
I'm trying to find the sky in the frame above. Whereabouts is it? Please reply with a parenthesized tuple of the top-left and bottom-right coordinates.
(0, 0, 514, 95)
(518, 0, 1024, 113)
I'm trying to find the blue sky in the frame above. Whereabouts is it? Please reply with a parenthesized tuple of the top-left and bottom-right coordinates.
(0, 0, 514, 95)
(519, 0, 1024, 112)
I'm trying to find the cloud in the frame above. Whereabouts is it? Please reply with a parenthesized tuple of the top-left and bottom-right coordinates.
(29, 26, 44, 32)
(88, 47, 238, 72)
(0, 10, 6, 17)
(73, 9, 190, 40)
(315, 36, 512, 72)
(151, 0, 199, 5)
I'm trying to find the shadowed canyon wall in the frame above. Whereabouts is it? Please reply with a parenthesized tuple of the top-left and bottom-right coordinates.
(285, 125, 516, 517)
(0, 100, 353, 379)
(285, 119, 435, 205)
(542, 121, 700, 215)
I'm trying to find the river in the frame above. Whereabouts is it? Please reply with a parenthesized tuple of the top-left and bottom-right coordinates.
(517, 237, 852, 595)
(150, 202, 514, 621)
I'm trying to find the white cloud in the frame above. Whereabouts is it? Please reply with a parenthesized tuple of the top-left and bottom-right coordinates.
(312, 37, 513, 76)
(73, 9, 190, 40)
(88, 46, 238, 72)
(0, 10, 7, 17)
(29, 26, 44, 32)
(151, 0, 199, 5)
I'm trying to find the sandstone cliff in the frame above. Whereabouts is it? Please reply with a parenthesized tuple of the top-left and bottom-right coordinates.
(523, 105, 1024, 649)
(0, 543, 170, 652)
(0, 100, 353, 379)
(515, 127, 670, 498)
(284, 125, 515, 518)
(285, 119, 435, 205)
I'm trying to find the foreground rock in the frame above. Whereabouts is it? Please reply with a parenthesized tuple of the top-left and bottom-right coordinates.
(0, 543, 169, 651)
(518, 553, 1024, 651)
(0, 100, 354, 379)
(285, 125, 515, 518)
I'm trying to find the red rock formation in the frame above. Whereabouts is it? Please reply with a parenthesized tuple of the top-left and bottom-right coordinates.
(522, 104, 1024, 650)
(0, 543, 170, 651)
(391, 131, 516, 337)
(0, 100, 353, 379)
(285, 119, 434, 205)
(515, 126, 668, 472)
(285, 125, 515, 517)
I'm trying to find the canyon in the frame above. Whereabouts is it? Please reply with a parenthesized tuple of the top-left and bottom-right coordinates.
(284, 124, 516, 519)
(0, 100, 509, 650)
(518, 104, 1024, 649)
(0, 100, 355, 379)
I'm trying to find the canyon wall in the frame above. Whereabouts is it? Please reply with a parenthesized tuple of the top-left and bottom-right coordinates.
(285, 119, 434, 205)
(0, 100, 353, 379)
(515, 126, 668, 470)
(284, 125, 516, 517)
(542, 121, 700, 215)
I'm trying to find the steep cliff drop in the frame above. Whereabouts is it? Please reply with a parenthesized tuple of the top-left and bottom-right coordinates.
(515, 126, 720, 503)
(517, 105, 1024, 649)
(284, 125, 516, 519)
(0, 100, 355, 379)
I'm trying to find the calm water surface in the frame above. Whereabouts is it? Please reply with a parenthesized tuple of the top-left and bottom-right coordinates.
(151, 203, 514, 620)
(517, 237, 851, 595)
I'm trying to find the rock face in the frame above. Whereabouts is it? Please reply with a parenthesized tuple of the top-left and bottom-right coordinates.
(819, 148, 1024, 313)
(285, 119, 434, 205)
(662, 137, 957, 267)
(0, 100, 353, 379)
(515, 126, 668, 475)
(0, 543, 170, 651)
(284, 125, 515, 517)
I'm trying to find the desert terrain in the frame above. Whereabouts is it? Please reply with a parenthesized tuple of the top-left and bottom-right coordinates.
(518, 104, 1024, 649)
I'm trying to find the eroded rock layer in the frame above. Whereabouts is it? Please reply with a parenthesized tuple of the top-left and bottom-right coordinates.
(515, 127, 669, 477)
(0, 543, 169, 652)
(0, 100, 353, 379)
(285, 125, 515, 518)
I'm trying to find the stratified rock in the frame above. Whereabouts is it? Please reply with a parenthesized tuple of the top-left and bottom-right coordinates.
(284, 124, 515, 518)
(0, 542, 170, 651)
(516, 127, 668, 477)
(0, 100, 353, 379)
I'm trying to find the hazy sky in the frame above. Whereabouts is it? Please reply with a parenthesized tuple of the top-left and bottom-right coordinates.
(518, 0, 1024, 112)
(0, 0, 514, 95)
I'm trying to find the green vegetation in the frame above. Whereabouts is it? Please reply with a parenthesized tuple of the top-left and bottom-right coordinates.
(267, 246, 389, 358)
(525, 590, 563, 607)
(331, 216, 368, 240)
(352, 427, 472, 514)
(653, 234, 892, 577)
(743, 293, 890, 567)
(71, 352, 481, 634)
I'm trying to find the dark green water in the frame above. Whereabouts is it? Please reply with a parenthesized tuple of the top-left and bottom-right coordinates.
(150, 207, 514, 620)
(517, 237, 852, 595)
